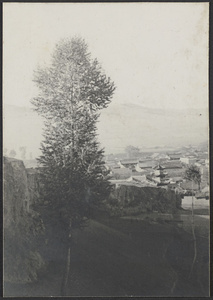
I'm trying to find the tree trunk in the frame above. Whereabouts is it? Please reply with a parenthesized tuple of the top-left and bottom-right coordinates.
(189, 181, 197, 279)
(61, 218, 72, 296)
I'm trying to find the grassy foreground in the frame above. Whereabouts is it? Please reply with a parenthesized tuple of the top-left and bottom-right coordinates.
(4, 212, 209, 297)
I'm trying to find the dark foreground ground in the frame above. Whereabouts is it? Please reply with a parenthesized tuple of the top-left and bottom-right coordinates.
(4, 209, 209, 297)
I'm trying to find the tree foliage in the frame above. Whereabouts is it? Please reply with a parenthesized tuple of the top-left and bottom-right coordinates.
(9, 149, 16, 158)
(125, 145, 140, 158)
(31, 37, 115, 228)
(185, 164, 201, 190)
(19, 146, 27, 160)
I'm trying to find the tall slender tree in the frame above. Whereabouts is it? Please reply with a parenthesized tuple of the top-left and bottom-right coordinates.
(185, 164, 202, 278)
(31, 37, 115, 295)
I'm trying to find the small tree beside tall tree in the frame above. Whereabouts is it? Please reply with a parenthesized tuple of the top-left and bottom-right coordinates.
(185, 164, 202, 278)
(31, 37, 115, 295)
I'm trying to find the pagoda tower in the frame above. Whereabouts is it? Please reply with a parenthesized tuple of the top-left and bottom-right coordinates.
(153, 164, 169, 185)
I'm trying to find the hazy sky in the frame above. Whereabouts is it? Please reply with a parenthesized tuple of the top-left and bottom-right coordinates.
(3, 3, 209, 157)
(3, 2, 209, 111)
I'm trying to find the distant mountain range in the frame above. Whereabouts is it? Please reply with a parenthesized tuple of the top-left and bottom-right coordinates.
(3, 102, 208, 158)
(98, 102, 208, 153)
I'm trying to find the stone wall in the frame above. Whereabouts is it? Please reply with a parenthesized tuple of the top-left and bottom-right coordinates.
(3, 157, 42, 229)
(110, 184, 182, 213)
(4, 157, 30, 228)
(3, 157, 44, 283)
(26, 168, 42, 207)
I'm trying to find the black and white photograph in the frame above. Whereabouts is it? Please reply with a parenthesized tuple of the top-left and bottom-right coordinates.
(3, 2, 210, 297)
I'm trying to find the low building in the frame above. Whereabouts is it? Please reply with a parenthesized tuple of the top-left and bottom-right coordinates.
(169, 176, 183, 184)
(109, 177, 156, 188)
(168, 153, 181, 160)
(163, 160, 182, 169)
(129, 175, 147, 183)
(153, 164, 168, 176)
(105, 161, 120, 170)
(138, 160, 155, 170)
(134, 163, 154, 174)
(110, 167, 132, 180)
(119, 159, 138, 170)
(180, 157, 197, 165)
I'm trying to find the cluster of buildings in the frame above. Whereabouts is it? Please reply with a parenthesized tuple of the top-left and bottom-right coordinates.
(105, 146, 209, 198)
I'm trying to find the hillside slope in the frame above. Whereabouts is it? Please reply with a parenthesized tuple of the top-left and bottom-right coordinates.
(3, 103, 208, 157)
(4, 215, 209, 297)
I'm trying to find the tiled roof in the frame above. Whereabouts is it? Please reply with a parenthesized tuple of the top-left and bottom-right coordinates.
(132, 175, 146, 182)
(168, 154, 181, 159)
(112, 167, 131, 173)
(170, 176, 183, 182)
(153, 164, 165, 170)
(120, 159, 138, 165)
(106, 163, 120, 169)
(110, 180, 156, 188)
(166, 169, 185, 178)
(163, 161, 182, 169)
(138, 161, 155, 168)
